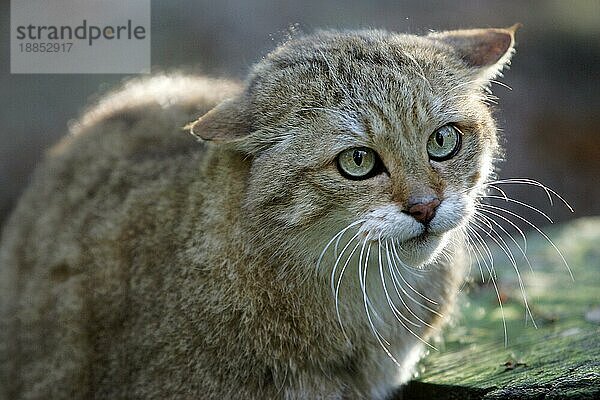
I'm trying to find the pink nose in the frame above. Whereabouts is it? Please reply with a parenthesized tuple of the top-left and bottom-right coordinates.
(407, 198, 440, 224)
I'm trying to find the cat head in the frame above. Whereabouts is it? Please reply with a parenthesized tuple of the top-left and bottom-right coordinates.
(189, 26, 518, 268)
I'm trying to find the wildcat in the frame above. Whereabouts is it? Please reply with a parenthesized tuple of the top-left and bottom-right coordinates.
(0, 25, 518, 399)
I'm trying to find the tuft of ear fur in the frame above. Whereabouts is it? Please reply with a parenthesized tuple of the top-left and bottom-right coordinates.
(187, 97, 250, 143)
(429, 24, 521, 80)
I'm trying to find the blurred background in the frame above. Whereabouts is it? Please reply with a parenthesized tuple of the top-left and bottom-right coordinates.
(1, 0, 599, 231)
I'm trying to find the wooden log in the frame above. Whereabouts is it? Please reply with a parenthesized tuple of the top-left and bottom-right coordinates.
(393, 217, 600, 399)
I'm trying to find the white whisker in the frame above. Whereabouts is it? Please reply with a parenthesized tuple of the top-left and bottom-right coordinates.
(463, 229, 485, 283)
(381, 240, 439, 350)
(389, 241, 440, 307)
(334, 236, 362, 344)
(388, 244, 442, 318)
(330, 231, 361, 295)
(384, 241, 437, 329)
(480, 194, 554, 223)
(481, 203, 574, 280)
(490, 79, 513, 91)
(485, 178, 574, 212)
(475, 208, 533, 273)
(456, 228, 474, 291)
(471, 216, 517, 268)
(316, 219, 365, 274)
(471, 216, 537, 328)
(466, 224, 496, 280)
(476, 205, 528, 253)
(359, 236, 402, 365)
(390, 238, 425, 278)
(359, 238, 379, 339)
(378, 241, 421, 328)
(485, 183, 509, 202)
(465, 225, 508, 346)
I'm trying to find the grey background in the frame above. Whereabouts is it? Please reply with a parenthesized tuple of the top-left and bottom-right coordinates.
(1, 0, 599, 231)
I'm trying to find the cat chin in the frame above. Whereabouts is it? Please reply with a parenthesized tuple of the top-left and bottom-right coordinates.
(394, 232, 448, 268)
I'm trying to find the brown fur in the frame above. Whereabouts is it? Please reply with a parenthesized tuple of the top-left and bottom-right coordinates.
(0, 27, 517, 399)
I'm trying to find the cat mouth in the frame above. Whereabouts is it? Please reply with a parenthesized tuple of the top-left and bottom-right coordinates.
(394, 232, 445, 267)
(405, 230, 438, 245)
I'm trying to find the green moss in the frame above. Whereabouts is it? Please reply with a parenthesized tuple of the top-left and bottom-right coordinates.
(400, 217, 600, 399)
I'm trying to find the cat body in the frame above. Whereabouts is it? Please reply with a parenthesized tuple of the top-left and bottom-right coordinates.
(0, 27, 517, 399)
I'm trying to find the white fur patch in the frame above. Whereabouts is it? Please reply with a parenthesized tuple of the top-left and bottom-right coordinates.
(359, 204, 424, 242)
(429, 192, 473, 234)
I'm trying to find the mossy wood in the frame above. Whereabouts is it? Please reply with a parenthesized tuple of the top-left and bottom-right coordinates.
(397, 217, 600, 399)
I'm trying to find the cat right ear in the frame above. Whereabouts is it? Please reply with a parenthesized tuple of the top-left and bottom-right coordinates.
(429, 24, 521, 80)
(187, 97, 250, 143)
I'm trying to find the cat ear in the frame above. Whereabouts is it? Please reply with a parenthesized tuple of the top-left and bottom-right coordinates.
(429, 24, 521, 80)
(187, 97, 250, 143)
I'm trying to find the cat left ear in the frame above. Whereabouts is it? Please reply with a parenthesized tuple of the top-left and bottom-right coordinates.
(187, 97, 251, 143)
(429, 24, 521, 80)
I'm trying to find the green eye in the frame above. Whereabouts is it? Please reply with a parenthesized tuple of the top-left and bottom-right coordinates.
(337, 147, 379, 179)
(427, 125, 462, 161)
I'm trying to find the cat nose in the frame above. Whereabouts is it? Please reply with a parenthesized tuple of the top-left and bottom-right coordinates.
(404, 198, 441, 225)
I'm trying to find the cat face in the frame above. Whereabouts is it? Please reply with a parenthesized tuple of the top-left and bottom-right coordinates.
(191, 27, 517, 268)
